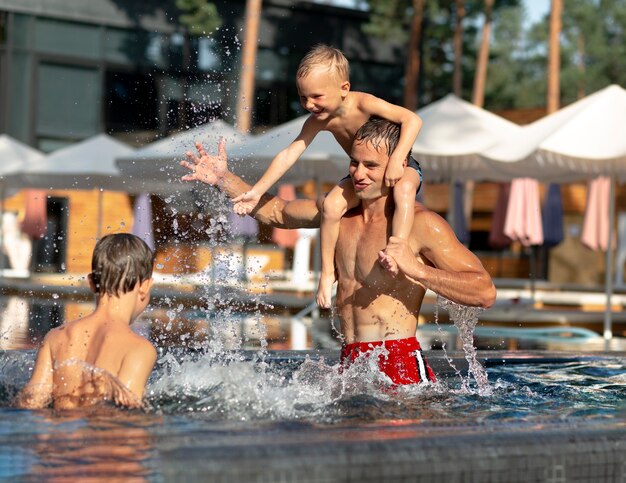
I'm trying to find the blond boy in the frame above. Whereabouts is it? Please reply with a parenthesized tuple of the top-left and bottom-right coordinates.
(232, 45, 423, 308)
(17, 233, 157, 410)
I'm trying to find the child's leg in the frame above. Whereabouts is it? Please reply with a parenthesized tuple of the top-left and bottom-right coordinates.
(383, 168, 421, 276)
(317, 178, 360, 308)
(392, 167, 422, 239)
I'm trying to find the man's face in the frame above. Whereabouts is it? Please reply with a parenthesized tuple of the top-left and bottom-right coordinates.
(348, 139, 390, 200)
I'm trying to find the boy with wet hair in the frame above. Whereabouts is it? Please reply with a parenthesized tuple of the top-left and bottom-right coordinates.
(232, 44, 423, 309)
(17, 233, 157, 410)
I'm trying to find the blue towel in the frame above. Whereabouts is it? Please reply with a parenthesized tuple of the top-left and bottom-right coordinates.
(542, 183, 564, 247)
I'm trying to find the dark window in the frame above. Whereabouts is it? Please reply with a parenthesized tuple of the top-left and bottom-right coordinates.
(0, 12, 7, 45)
(33, 197, 69, 273)
(104, 70, 158, 132)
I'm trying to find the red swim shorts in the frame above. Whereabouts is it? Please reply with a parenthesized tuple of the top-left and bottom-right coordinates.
(340, 336, 436, 385)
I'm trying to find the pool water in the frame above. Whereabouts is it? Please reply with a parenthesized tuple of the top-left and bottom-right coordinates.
(0, 348, 624, 481)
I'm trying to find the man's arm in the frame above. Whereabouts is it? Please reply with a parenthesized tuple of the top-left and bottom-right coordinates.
(181, 139, 321, 228)
(16, 338, 54, 408)
(382, 210, 496, 308)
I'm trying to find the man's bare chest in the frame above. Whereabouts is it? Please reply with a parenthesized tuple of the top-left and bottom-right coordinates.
(336, 217, 389, 279)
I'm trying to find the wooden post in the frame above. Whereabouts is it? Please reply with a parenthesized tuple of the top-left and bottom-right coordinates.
(547, 0, 563, 114)
(453, 0, 465, 97)
(235, 0, 262, 133)
(403, 0, 425, 110)
(472, 0, 494, 108)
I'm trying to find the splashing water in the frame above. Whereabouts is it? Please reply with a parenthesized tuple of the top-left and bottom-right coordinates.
(436, 296, 490, 394)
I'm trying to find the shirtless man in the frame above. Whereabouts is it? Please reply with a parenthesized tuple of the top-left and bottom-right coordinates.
(17, 233, 157, 409)
(181, 118, 496, 384)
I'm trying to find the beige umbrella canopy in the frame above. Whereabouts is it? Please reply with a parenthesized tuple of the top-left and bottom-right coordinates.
(480, 85, 626, 182)
(20, 134, 132, 191)
(0, 135, 44, 191)
(412, 94, 522, 182)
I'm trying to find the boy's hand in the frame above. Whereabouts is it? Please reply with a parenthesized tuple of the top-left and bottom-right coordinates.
(180, 139, 228, 186)
(378, 250, 399, 276)
(384, 157, 405, 187)
(383, 236, 422, 279)
(233, 189, 261, 215)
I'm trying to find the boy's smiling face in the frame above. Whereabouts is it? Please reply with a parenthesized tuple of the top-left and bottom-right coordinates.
(296, 66, 350, 120)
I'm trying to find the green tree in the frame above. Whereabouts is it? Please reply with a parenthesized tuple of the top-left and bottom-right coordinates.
(177, 0, 222, 35)
(560, 0, 626, 103)
(361, 0, 519, 107)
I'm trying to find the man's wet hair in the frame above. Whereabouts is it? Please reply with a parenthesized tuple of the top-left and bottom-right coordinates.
(296, 44, 350, 82)
(91, 233, 154, 297)
(353, 116, 412, 161)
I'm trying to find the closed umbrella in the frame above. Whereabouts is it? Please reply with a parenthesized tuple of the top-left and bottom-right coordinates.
(132, 193, 155, 251)
(542, 183, 564, 248)
(488, 183, 512, 250)
(581, 176, 611, 252)
(452, 182, 469, 245)
(504, 178, 544, 247)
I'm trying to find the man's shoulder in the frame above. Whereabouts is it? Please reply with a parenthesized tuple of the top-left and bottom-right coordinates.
(412, 202, 446, 229)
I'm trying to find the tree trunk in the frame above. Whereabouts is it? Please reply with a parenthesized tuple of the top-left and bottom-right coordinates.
(236, 0, 262, 133)
(453, 0, 465, 97)
(576, 32, 585, 99)
(403, 0, 425, 110)
(547, 0, 562, 113)
(472, 0, 494, 108)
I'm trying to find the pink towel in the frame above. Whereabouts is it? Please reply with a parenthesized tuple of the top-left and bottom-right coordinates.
(19, 190, 47, 240)
(581, 176, 610, 251)
(504, 178, 544, 247)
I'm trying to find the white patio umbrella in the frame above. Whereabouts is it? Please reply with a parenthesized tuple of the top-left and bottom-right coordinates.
(227, 115, 348, 186)
(0, 134, 45, 195)
(412, 94, 523, 242)
(20, 134, 135, 236)
(413, 94, 522, 183)
(0, 135, 45, 273)
(479, 84, 626, 345)
(21, 134, 132, 191)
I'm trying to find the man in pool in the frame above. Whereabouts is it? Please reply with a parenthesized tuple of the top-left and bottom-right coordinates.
(17, 233, 157, 409)
(181, 118, 496, 385)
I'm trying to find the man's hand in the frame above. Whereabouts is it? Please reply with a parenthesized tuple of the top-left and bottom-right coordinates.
(232, 189, 262, 215)
(180, 138, 228, 186)
(383, 236, 422, 279)
(384, 156, 405, 187)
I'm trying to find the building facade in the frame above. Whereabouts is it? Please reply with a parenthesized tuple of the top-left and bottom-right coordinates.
(0, 0, 406, 150)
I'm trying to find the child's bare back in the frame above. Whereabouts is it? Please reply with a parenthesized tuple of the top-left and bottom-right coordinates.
(17, 234, 157, 410)
(45, 316, 155, 409)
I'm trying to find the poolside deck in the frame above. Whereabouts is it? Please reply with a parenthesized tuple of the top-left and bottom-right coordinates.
(1, 272, 625, 337)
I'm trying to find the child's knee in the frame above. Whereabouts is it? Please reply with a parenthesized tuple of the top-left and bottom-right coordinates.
(394, 178, 417, 202)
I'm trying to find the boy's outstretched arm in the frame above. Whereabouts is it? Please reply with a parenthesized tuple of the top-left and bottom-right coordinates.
(360, 94, 423, 187)
(16, 337, 54, 409)
(232, 116, 322, 215)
